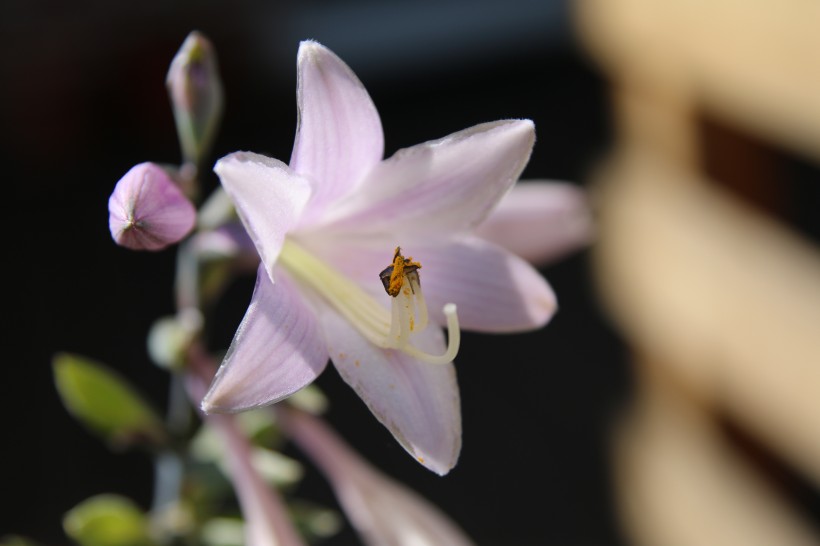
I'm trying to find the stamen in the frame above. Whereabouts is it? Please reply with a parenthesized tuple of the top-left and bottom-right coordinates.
(406, 270, 427, 332)
(379, 247, 459, 364)
(279, 240, 460, 365)
(392, 290, 413, 348)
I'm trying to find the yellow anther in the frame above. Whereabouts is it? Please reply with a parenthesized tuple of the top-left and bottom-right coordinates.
(380, 247, 421, 297)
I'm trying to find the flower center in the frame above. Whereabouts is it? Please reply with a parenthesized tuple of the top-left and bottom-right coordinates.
(278, 239, 460, 365)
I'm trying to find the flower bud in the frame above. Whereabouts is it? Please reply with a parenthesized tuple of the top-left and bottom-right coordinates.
(147, 308, 203, 370)
(108, 162, 197, 251)
(166, 31, 224, 167)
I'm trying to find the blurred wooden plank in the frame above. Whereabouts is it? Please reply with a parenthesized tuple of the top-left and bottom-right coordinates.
(611, 82, 700, 173)
(592, 149, 820, 484)
(614, 361, 820, 546)
(576, 0, 820, 160)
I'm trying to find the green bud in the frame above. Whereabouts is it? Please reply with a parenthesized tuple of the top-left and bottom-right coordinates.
(146, 309, 203, 370)
(167, 31, 224, 169)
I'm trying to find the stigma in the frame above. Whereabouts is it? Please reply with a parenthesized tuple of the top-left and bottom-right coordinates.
(279, 240, 460, 365)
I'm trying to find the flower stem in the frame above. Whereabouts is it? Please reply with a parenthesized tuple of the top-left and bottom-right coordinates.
(175, 239, 200, 311)
(150, 372, 189, 515)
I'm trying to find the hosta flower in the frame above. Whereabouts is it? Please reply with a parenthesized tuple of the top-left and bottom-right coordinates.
(202, 41, 556, 474)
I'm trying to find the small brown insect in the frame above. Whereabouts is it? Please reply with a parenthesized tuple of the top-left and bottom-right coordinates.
(379, 246, 421, 297)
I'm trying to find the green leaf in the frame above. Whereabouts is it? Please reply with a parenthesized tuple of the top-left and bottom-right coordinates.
(53, 353, 166, 448)
(63, 495, 153, 546)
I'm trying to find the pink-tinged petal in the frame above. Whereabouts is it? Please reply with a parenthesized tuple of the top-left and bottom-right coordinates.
(475, 181, 594, 265)
(279, 407, 475, 546)
(108, 162, 196, 251)
(192, 223, 260, 279)
(317, 120, 535, 242)
(193, 222, 257, 260)
(214, 152, 311, 283)
(418, 238, 556, 332)
(201, 266, 328, 413)
(290, 41, 384, 225)
(318, 307, 461, 475)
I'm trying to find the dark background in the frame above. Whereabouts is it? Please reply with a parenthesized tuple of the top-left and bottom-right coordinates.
(4, 1, 628, 544)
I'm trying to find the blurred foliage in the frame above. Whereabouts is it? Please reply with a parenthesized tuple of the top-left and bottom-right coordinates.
(200, 518, 243, 546)
(287, 385, 329, 416)
(0, 536, 40, 546)
(63, 495, 153, 546)
(53, 353, 167, 448)
(290, 500, 344, 543)
(191, 413, 304, 489)
(50, 353, 340, 545)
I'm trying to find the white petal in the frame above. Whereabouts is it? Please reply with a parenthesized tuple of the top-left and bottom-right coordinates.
(318, 307, 461, 475)
(475, 181, 594, 265)
(202, 267, 328, 413)
(316, 120, 535, 243)
(214, 152, 312, 283)
(419, 238, 557, 332)
(290, 41, 384, 225)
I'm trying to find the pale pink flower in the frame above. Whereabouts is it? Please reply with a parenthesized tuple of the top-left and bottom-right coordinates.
(108, 162, 196, 251)
(202, 41, 556, 474)
(278, 406, 475, 546)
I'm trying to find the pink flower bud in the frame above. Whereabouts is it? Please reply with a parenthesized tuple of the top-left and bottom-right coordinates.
(108, 162, 196, 251)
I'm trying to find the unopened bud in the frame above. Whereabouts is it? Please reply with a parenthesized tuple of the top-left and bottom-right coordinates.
(147, 308, 203, 370)
(166, 31, 224, 167)
(108, 162, 197, 251)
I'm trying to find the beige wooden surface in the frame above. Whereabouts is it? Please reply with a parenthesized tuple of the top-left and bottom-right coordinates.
(576, 0, 820, 160)
(575, 0, 820, 543)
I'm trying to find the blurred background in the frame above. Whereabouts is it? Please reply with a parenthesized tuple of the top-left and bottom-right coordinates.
(5, 0, 820, 544)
